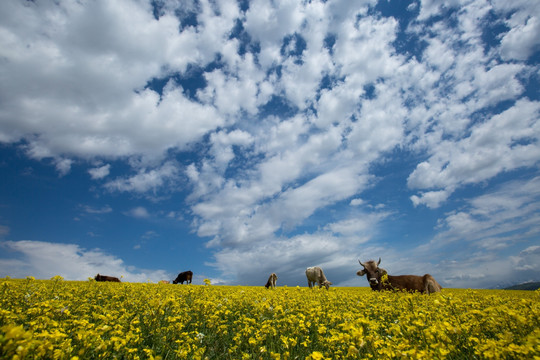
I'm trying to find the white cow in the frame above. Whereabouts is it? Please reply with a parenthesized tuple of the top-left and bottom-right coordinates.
(305, 266, 332, 290)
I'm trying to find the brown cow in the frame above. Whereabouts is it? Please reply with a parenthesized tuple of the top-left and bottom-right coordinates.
(173, 271, 193, 284)
(95, 274, 121, 282)
(265, 273, 277, 289)
(357, 258, 442, 294)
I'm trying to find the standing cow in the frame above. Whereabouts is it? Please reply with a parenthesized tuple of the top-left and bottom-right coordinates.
(173, 271, 193, 284)
(357, 258, 442, 294)
(265, 273, 278, 289)
(305, 266, 332, 290)
(95, 274, 121, 282)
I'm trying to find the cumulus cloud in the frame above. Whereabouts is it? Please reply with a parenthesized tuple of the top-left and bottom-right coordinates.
(0, 240, 170, 282)
(55, 158, 74, 177)
(0, 0, 223, 166)
(88, 164, 111, 180)
(410, 189, 452, 209)
(408, 99, 540, 207)
(105, 161, 179, 193)
(500, 12, 540, 61)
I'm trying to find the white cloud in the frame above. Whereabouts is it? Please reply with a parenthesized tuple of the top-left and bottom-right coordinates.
(88, 164, 111, 180)
(511, 246, 540, 271)
(432, 177, 540, 249)
(55, 158, 73, 177)
(82, 205, 113, 214)
(350, 198, 364, 206)
(403, 177, 540, 288)
(0, 0, 223, 163)
(325, 211, 390, 241)
(105, 161, 179, 193)
(408, 99, 540, 206)
(418, 0, 462, 21)
(244, 0, 303, 48)
(500, 15, 540, 61)
(125, 207, 151, 219)
(410, 189, 452, 209)
(0, 240, 170, 282)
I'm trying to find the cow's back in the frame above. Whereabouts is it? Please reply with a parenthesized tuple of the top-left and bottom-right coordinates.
(386, 275, 425, 292)
(305, 267, 318, 281)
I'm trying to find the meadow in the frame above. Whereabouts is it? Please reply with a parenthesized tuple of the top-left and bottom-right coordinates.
(0, 276, 538, 359)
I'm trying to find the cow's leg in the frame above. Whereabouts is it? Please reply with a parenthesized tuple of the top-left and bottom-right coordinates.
(308, 280, 312, 288)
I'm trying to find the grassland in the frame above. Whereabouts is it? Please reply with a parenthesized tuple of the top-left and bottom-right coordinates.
(1, 277, 539, 359)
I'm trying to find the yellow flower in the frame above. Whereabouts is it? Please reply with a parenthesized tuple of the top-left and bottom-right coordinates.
(309, 351, 325, 360)
(347, 345, 359, 357)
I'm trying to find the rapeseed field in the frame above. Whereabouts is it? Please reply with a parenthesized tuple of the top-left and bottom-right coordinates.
(0, 276, 538, 359)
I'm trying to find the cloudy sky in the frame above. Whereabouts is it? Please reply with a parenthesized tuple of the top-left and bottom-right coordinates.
(0, 0, 539, 288)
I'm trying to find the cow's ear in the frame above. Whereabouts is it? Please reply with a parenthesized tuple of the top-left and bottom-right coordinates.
(357, 269, 366, 276)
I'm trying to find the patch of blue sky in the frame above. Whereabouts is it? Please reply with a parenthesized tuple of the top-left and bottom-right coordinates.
(323, 33, 336, 55)
(258, 94, 299, 119)
(522, 69, 540, 101)
(480, 10, 509, 54)
(144, 57, 228, 101)
(374, 0, 426, 61)
(281, 33, 307, 65)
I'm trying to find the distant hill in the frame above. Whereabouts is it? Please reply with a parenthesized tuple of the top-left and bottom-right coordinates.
(504, 282, 540, 290)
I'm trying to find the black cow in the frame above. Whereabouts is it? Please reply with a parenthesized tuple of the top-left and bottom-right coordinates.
(173, 271, 193, 284)
(95, 274, 121, 282)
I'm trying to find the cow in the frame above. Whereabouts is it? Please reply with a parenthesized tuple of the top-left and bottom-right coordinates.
(95, 274, 121, 282)
(305, 266, 332, 290)
(159, 280, 170, 284)
(265, 273, 278, 289)
(357, 258, 442, 294)
(173, 271, 193, 284)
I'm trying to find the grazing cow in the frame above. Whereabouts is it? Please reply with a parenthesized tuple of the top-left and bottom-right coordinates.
(357, 258, 442, 294)
(159, 280, 170, 284)
(173, 271, 193, 284)
(95, 274, 121, 282)
(305, 266, 332, 290)
(265, 273, 278, 289)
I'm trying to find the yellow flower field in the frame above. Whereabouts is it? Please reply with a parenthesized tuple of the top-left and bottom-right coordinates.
(1, 276, 539, 359)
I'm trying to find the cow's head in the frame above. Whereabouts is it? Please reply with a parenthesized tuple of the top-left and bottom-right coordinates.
(322, 280, 332, 290)
(357, 258, 387, 290)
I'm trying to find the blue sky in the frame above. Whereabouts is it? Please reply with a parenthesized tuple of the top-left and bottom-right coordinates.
(0, 0, 539, 288)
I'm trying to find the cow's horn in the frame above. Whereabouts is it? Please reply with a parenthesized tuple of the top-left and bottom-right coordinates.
(377, 257, 381, 265)
(358, 259, 366, 267)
